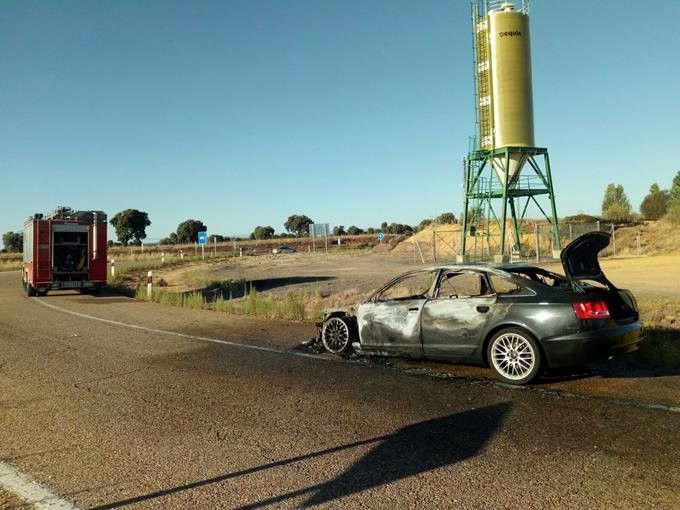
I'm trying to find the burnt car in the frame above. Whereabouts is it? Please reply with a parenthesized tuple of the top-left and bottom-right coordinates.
(319, 232, 642, 384)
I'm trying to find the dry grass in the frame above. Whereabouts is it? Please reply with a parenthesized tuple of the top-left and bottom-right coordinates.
(614, 220, 680, 256)
(0, 260, 21, 272)
(635, 297, 680, 366)
(0, 253, 22, 272)
(135, 284, 318, 322)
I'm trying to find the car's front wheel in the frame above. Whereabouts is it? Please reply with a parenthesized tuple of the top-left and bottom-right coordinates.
(487, 327, 541, 385)
(321, 316, 356, 354)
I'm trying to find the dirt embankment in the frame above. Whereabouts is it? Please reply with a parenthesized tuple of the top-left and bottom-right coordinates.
(613, 220, 680, 255)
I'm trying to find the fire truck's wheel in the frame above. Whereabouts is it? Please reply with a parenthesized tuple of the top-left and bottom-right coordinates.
(26, 284, 37, 297)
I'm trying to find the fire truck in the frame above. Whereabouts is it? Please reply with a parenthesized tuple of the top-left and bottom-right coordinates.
(22, 207, 108, 296)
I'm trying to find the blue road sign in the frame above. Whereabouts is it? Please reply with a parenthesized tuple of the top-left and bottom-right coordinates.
(198, 231, 208, 245)
(377, 232, 384, 241)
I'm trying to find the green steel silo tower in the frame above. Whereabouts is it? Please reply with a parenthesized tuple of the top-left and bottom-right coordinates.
(461, 0, 560, 261)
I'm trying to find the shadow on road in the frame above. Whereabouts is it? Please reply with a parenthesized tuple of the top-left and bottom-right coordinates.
(540, 363, 680, 382)
(188, 276, 336, 302)
(248, 276, 335, 292)
(91, 403, 510, 509)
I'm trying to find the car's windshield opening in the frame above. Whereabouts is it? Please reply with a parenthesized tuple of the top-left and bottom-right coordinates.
(377, 271, 436, 301)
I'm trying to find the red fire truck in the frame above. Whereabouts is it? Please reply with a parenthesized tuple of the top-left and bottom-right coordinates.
(22, 207, 108, 296)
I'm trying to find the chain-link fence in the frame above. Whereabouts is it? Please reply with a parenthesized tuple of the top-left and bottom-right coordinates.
(416, 221, 645, 264)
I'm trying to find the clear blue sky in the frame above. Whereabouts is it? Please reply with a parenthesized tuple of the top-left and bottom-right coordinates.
(2, 0, 679, 240)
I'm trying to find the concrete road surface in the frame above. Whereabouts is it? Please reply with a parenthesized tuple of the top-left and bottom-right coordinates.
(1, 272, 679, 509)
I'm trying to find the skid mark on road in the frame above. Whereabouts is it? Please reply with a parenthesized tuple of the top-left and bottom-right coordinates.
(32, 297, 680, 415)
(0, 460, 79, 509)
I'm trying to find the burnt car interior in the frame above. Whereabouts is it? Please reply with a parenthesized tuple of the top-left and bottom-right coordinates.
(505, 267, 568, 289)
(436, 271, 490, 298)
(377, 269, 542, 302)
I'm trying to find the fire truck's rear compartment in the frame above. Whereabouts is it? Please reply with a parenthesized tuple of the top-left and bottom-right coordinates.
(50, 224, 94, 289)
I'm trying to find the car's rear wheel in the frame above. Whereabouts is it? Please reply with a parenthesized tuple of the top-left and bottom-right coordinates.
(26, 284, 37, 297)
(321, 316, 355, 354)
(487, 327, 541, 385)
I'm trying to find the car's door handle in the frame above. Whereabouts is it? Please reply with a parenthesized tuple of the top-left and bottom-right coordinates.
(476, 305, 489, 313)
(408, 307, 419, 312)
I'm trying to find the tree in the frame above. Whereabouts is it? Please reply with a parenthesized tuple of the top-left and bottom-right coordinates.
(175, 219, 207, 244)
(2, 231, 23, 253)
(601, 183, 632, 222)
(380, 222, 388, 232)
(435, 212, 457, 224)
(670, 171, 680, 202)
(384, 223, 413, 235)
(417, 218, 433, 231)
(332, 225, 346, 236)
(665, 171, 680, 224)
(251, 226, 274, 240)
(160, 232, 179, 245)
(209, 234, 226, 243)
(109, 209, 151, 246)
(284, 215, 313, 237)
(347, 226, 364, 235)
(640, 183, 670, 220)
(366, 227, 376, 235)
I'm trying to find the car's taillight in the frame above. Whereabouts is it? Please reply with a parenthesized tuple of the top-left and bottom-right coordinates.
(572, 300, 610, 320)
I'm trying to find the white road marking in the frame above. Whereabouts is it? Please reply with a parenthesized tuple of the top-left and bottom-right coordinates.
(0, 460, 79, 509)
(32, 297, 327, 361)
(31, 297, 680, 415)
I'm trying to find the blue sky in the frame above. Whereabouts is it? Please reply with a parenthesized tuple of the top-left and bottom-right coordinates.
(1, 0, 679, 240)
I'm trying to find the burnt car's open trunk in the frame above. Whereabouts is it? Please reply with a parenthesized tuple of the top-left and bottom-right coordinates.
(561, 232, 638, 323)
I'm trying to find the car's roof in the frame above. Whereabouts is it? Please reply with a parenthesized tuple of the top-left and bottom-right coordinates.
(415, 263, 543, 273)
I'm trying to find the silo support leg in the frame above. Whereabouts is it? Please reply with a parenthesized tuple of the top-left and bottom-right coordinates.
(509, 198, 521, 252)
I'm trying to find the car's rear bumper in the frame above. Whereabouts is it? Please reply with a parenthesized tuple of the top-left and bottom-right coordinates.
(542, 321, 643, 368)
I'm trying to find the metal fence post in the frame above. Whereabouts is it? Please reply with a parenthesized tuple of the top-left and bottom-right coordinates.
(432, 230, 437, 262)
(534, 223, 540, 263)
(110, 258, 115, 278)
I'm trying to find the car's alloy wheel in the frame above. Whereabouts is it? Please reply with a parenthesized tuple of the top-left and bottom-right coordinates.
(321, 317, 353, 354)
(488, 328, 540, 385)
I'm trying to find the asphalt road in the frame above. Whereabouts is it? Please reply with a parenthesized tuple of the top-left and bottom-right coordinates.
(1, 272, 679, 509)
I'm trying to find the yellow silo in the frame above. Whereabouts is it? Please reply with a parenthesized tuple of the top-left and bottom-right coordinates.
(483, 2, 534, 183)
(489, 4, 534, 147)
(463, 1, 561, 261)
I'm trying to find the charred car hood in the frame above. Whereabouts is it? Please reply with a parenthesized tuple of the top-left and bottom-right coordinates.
(560, 231, 611, 285)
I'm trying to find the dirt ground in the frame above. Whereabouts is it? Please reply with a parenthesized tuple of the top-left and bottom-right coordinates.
(156, 251, 680, 301)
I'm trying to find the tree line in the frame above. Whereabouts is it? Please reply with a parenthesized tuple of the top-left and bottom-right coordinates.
(6, 174, 678, 253)
(1, 210, 454, 251)
(601, 170, 680, 223)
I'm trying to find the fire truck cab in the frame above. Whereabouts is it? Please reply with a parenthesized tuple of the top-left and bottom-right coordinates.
(22, 207, 108, 296)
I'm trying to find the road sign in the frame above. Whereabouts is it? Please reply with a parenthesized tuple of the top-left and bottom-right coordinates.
(377, 232, 384, 241)
(198, 231, 207, 245)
